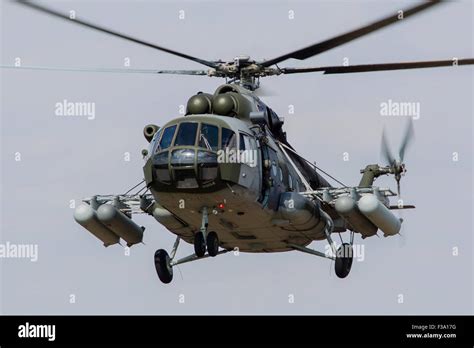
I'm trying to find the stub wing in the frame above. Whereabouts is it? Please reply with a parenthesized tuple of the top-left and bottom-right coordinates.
(73, 194, 154, 247)
(304, 187, 414, 238)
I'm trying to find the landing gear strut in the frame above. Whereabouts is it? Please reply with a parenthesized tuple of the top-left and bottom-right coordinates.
(154, 208, 225, 284)
(289, 210, 354, 279)
(322, 212, 354, 279)
(194, 207, 209, 257)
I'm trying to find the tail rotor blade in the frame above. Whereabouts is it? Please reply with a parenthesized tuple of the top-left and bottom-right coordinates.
(381, 128, 395, 166)
(399, 119, 415, 161)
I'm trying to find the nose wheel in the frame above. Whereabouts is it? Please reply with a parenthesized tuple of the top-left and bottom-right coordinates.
(206, 231, 219, 257)
(193, 231, 219, 257)
(193, 206, 220, 258)
(194, 232, 206, 257)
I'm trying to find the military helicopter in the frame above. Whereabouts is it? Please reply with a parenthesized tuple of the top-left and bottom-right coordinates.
(7, 1, 474, 283)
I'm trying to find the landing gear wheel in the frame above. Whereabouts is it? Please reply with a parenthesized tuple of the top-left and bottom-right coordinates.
(335, 243, 353, 279)
(194, 232, 206, 257)
(206, 231, 219, 257)
(154, 249, 173, 284)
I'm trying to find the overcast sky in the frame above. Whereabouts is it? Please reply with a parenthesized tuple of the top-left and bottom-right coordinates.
(1, 0, 473, 314)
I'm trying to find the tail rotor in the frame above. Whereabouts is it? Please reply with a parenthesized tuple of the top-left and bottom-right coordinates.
(380, 119, 415, 246)
(380, 119, 415, 197)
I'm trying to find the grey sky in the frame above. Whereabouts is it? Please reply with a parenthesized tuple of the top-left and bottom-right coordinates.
(1, 0, 473, 314)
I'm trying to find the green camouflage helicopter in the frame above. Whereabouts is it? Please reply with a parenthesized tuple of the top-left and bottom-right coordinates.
(6, 0, 473, 283)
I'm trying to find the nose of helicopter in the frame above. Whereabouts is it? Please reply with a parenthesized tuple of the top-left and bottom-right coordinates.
(151, 146, 219, 189)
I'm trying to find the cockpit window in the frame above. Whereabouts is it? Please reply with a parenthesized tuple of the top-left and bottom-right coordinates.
(149, 127, 163, 154)
(239, 133, 245, 151)
(174, 122, 198, 146)
(158, 125, 176, 151)
(221, 128, 236, 149)
(239, 133, 252, 151)
(199, 123, 218, 151)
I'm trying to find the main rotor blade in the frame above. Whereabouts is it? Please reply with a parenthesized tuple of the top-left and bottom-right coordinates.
(261, 0, 442, 67)
(1, 65, 209, 75)
(381, 129, 395, 166)
(280, 58, 474, 74)
(15, 1, 218, 68)
(399, 119, 415, 162)
(156, 70, 208, 75)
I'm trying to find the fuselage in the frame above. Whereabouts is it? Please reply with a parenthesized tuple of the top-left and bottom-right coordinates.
(142, 84, 332, 252)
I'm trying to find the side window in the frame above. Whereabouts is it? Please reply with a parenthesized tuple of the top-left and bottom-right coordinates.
(239, 133, 246, 151)
(221, 128, 236, 149)
(174, 122, 198, 146)
(199, 123, 218, 151)
(239, 133, 252, 151)
(157, 125, 176, 151)
(244, 135, 252, 150)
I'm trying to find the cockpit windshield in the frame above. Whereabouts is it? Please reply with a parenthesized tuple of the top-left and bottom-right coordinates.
(221, 128, 237, 149)
(153, 121, 243, 154)
(148, 127, 163, 154)
(199, 123, 218, 151)
(174, 122, 198, 146)
(148, 119, 260, 190)
(158, 125, 177, 151)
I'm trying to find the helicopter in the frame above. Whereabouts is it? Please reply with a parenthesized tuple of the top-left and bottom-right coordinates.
(6, 0, 474, 283)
